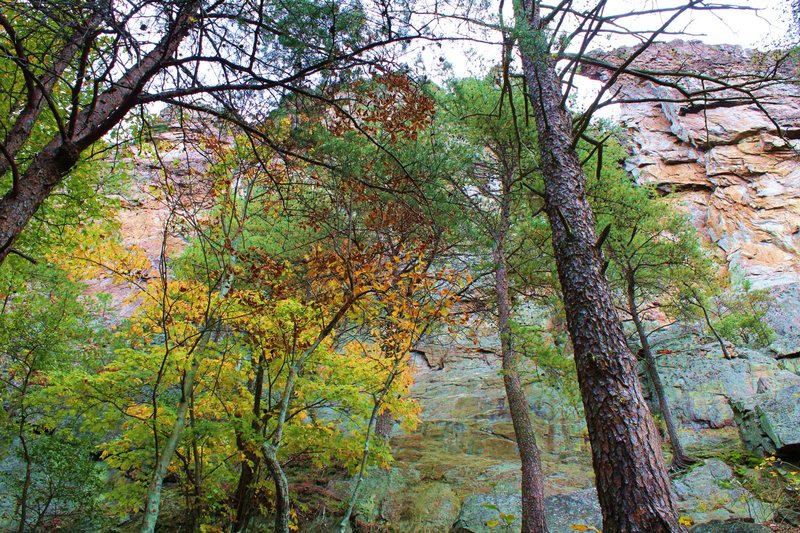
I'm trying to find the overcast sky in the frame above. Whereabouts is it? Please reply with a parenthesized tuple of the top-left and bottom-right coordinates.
(406, 0, 791, 115)
(472, 1, 784, 68)
(602, 0, 789, 47)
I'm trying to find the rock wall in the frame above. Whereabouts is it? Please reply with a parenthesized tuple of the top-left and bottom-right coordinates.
(100, 51, 800, 530)
(583, 40, 800, 290)
(344, 41, 800, 531)
(328, 328, 786, 532)
(322, 343, 593, 532)
(88, 111, 226, 319)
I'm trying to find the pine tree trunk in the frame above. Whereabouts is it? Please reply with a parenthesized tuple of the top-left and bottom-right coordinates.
(514, 2, 683, 530)
(494, 244, 548, 533)
(697, 298, 730, 359)
(491, 160, 547, 531)
(0, 142, 78, 262)
(627, 273, 693, 469)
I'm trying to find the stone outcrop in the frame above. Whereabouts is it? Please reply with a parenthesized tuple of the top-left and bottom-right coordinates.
(582, 40, 800, 290)
(325, 326, 792, 531)
(577, 40, 800, 468)
(645, 327, 800, 452)
(673, 460, 771, 525)
(97, 45, 800, 530)
(326, 344, 595, 532)
(733, 383, 800, 460)
(451, 488, 602, 533)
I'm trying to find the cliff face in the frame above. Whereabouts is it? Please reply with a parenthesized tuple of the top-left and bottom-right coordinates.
(584, 40, 800, 290)
(88, 113, 224, 318)
(352, 42, 800, 531)
(99, 47, 800, 530)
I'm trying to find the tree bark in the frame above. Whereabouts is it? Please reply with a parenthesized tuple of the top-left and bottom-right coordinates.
(0, 1, 200, 264)
(492, 161, 547, 532)
(514, 2, 683, 531)
(140, 357, 200, 533)
(494, 243, 548, 533)
(627, 273, 694, 470)
(232, 444, 258, 533)
(262, 443, 290, 533)
(0, 141, 80, 261)
(233, 356, 266, 532)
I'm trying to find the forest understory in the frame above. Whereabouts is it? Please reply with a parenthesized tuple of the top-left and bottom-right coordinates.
(1, 1, 800, 532)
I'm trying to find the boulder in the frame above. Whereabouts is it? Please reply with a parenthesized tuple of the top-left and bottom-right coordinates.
(731, 379, 800, 458)
(673, 460, 772, 524)
(451, 488, 602, 533)
(691, 520, 771, 532)
(756, 384, 800, 459)
(640, 326, 800, 455)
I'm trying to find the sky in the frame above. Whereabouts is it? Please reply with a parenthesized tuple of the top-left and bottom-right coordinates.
(406, 0, 792, 116)
(423, 0, 790, 75)
(139, 0, 792, 118)
(582, 0, 789, 48)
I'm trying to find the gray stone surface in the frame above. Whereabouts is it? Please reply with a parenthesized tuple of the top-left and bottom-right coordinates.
(643, 323, 800, 456)
(451, 488, 602, 533)
(691, 520, 771, 533)
(757, 384, 800, 457)
(673, 460, 772, 524)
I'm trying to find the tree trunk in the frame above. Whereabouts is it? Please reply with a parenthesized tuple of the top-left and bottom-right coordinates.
(494, 243, 548, 533)
(514, 2, 683, 531)
(15, 368, 34, 533)
(262, 444, 290, 533)
(247, 366, 298, 533)
(0, 141, 79, 261)
(140, 357, 200, 533)
(338, 398, 382, 532)
(0, 1, 200, 265)
(233, 299, 355, 531)
(233, 357, 266, 532)
(188, 390, 203, 531)
(697, 298, 730, 359)
(17, 426, 32, 533)
(232, 447, 258, 533)
(627, 274, 694, 470)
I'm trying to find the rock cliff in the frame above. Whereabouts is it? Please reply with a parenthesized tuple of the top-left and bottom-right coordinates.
(582, 40, 800, 291)
(105, 44, 800, 530)
(343, 41, 800, 531)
